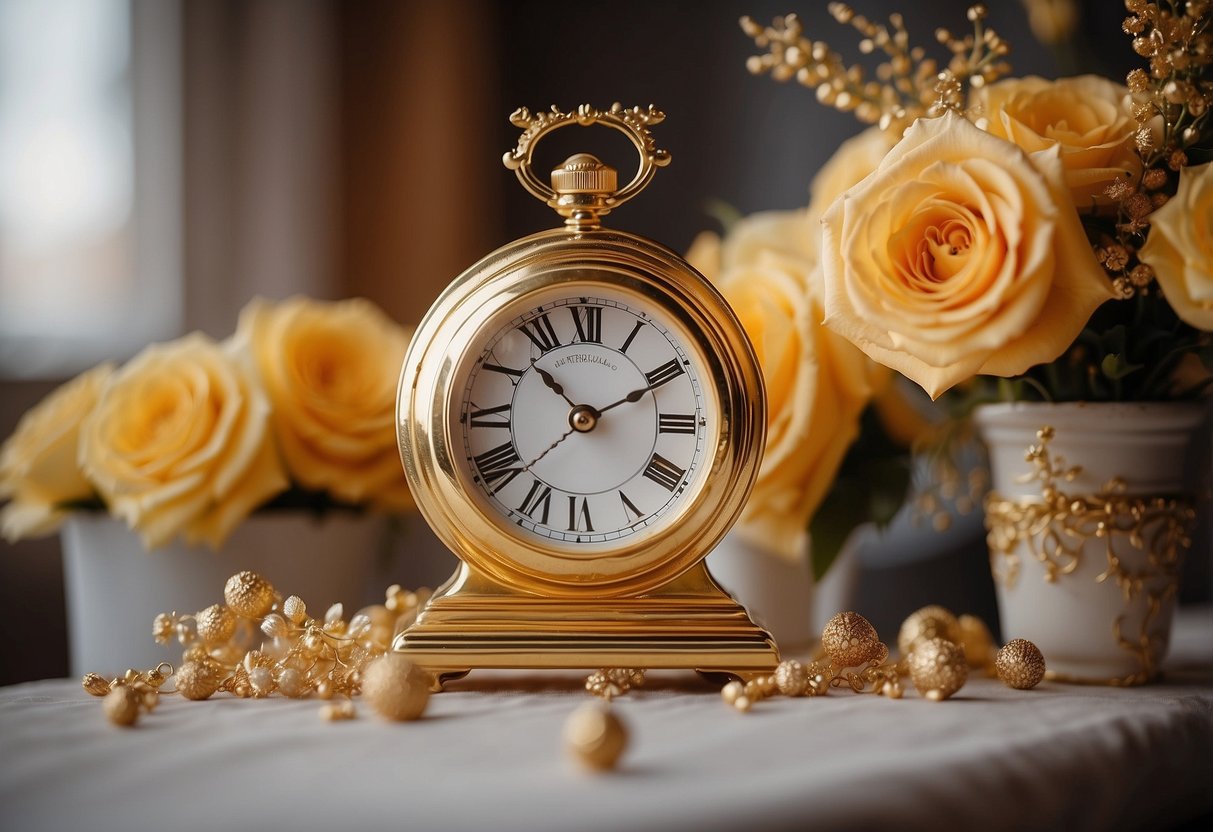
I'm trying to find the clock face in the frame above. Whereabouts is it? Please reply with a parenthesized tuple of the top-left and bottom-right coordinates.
(452, 286, 713, 549)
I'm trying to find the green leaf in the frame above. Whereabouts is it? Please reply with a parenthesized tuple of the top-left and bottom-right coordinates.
(1100, 353, 1144, 381)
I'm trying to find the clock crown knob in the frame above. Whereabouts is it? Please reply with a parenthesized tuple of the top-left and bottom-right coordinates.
(551, 154, 617, 196)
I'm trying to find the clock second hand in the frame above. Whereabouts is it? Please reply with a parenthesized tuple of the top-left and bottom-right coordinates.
(520, 425, 577, 473)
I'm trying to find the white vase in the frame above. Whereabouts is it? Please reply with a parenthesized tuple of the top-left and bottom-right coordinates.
(706, 527, 862, 653)
(60, 512, 393, 676)
(974, 401, 1207, 684)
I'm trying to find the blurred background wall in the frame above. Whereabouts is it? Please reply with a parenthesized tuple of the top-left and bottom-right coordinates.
(1, 0, 1207, 684)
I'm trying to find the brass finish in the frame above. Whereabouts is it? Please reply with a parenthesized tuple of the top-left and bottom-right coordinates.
(394, 104, 777, 682)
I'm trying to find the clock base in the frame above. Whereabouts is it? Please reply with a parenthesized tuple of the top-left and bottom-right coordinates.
(393, 562, 780, 686)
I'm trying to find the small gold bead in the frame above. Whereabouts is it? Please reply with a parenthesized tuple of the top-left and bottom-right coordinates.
(564, 704, 627, 771)
(958, 614, 997, 670)
(774, 660, 809, 696)
(822, 611, 885, 667)
(733, 695, 752, 713)
(304, 631, 326, 654)
(283, 595, 308, 625)
(153, 613, 176, 644)
(995, 639, 1047, 690)
(138, 686, 160, 711)
(721, 680, 744, 705)
(361, 654, 431, 721)
(175, 660, 223, 701)
(898, 605, 962, 658)
(195, 604, 237, 645)
(743, 680, 761, 699)
(907, 638, 968, 701)
(316, 681, 333, 700)
(82, 672, 111, 697)
(248, 667, 275, 696)
(320, 700, 356, 721)
(277, 668, 308, 698)
(181, 643, 209, 663)
(223, 571, 275, 618)
(103, 686, 141, 727)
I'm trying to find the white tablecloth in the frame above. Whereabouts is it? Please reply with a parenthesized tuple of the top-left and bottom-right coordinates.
(3, 609, 1211, 832)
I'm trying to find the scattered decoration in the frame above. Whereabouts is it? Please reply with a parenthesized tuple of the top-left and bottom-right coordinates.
(585, 668, 646, 700)
(898, 605, 962, 660)
(822, 611, 888, 668)
(564, 703, 628, 771)
(996, 639, 1047, 690)
(907, 638, 969, 701)
(720, 605, 1057, 710)
(174, 660, 223, 701)
(102, 686, 143, 727)
(362, 654, 431, 721)
(84, 570, 433, 724)
(224, 571, 277, 618)
(958, 614, 997, 673)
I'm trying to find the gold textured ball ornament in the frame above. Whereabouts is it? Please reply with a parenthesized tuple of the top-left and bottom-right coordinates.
(175, 660, 224, 701)
(223, 571, 276, 618)
(103, 686, 142, 727)
(564, 703, 628, 771)
(195, 604, 237, 645)
(361, 653, 431, 721)
(822, 611, 887, 667)
(898, 605, 962, 658)
(958, 614, 997, 670)
(907, 637, 968, 701)
(995, 638, 1047, 690)
(774, 660, 810, 696)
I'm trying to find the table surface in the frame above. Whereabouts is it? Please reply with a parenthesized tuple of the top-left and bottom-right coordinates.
(2, 609, 1211, 832)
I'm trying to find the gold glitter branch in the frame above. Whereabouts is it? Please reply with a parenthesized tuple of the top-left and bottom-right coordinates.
(740, 4, 1010, 132)
(1101, 0, 1213, 297)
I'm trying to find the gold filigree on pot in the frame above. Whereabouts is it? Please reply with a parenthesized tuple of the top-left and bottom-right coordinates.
(982, 425, 1197, 685)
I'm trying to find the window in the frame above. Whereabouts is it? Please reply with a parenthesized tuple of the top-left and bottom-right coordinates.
(0, 0, 180, 378)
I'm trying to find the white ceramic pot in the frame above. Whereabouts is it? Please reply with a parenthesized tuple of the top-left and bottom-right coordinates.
(706, 527, 862, 653)
(61, 512, 393, 676)
(975, 401, 1207, 684)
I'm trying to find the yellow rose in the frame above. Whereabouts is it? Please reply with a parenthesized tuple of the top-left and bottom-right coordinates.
(80, 334, 288, 548)
(805, 125, 900, 263)
(237, 297, 414, 510)
(821, 111, 1116, 399)
(695, 212, 872, 560)
(0, 363, 113, 540)
(1138, 161, 1213, 331)
(975, 75, 1140, 207)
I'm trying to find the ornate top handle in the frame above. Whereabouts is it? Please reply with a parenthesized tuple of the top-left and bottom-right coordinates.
(503, 103, 671, 228)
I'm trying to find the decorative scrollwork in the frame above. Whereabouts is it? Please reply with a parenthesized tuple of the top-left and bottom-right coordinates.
(983, 426, 1196, 685)
(502, 103, 671, 215)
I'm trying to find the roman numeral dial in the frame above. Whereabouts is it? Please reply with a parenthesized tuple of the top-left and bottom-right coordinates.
(458, 293, 711, 545)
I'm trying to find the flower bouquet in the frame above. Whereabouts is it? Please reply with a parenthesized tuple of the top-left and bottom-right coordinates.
(1, 296, 416, 672)
(711, 1, 1211, 680)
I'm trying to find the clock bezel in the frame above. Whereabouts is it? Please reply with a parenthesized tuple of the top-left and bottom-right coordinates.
(398, 228, 765, 598)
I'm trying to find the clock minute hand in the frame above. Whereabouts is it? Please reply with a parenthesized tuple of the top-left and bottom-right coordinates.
(530, 358, 577, 407)
(596, 384, 653, 416)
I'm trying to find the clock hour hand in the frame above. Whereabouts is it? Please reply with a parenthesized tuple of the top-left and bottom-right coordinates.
(530, 358, 577, 407)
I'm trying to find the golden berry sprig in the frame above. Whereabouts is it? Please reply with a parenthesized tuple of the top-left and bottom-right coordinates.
(740, 4, 1009, 132)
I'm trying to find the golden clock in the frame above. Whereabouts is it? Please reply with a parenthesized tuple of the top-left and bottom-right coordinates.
(394, 103, 779, 684)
